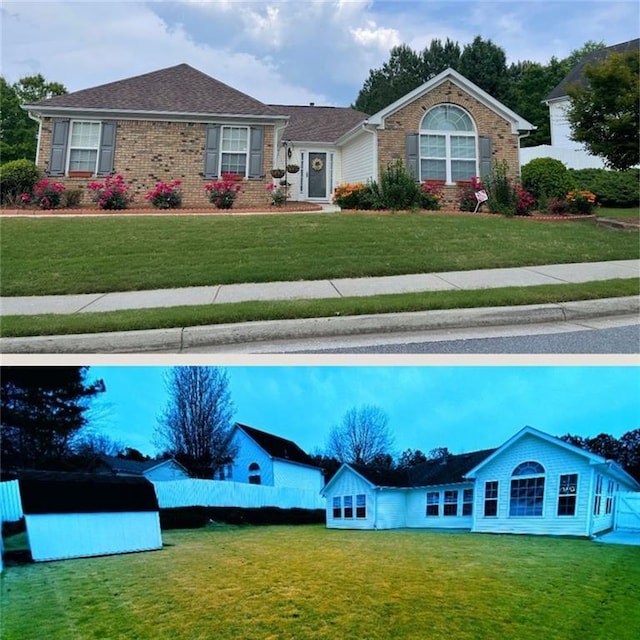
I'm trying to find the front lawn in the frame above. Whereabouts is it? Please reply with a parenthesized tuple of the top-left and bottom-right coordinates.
(1, 526, 638, 640)
(1, 213, 638, 296)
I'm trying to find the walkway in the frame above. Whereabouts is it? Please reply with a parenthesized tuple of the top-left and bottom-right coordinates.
(1, 260, 638, 317)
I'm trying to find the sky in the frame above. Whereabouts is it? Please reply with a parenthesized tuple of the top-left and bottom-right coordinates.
(2, 1, 639, 107)
(84, 364, 640, 458)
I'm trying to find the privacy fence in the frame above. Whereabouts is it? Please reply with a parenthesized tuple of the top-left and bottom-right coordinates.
(152, 479, 325, 511)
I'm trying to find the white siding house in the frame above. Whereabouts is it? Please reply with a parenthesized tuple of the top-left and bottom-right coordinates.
(323, 427, 640, 537)
(520, 39, 639, 170)
(229, 423, 324, 492)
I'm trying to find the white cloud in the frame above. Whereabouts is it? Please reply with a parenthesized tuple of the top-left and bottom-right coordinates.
(350, 20, 401, 49)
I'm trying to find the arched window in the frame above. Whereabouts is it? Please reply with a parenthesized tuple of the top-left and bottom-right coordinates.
(510, 461, 545, 517)
(420, 105, 477, 183)
(248, 462, 261, 485)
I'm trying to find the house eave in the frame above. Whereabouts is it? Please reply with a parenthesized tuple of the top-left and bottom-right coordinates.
(23, 105, 289, 124)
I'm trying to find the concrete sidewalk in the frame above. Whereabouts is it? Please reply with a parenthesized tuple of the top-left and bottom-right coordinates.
(1, 259, 638, 317)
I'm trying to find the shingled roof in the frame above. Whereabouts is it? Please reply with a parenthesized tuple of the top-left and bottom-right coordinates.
(349, 448, 496, 489)
(27, 63, 283, 117)
(546, 38, 640, 101)
(97, 455, 188, 477)
(236, 423, 319, 467)
(270, 104, 369, 143)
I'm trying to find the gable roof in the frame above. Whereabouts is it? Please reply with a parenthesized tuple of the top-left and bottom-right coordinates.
(236, 423, 319, 468)
(326, 448, 496, 493)
(271, 104, 369, 143)
(367, 67, 535, 134)
(546, 39, 640, 102)
(26, 64, 285, 119)
(466, 425, 640, 490)
(98, 456, 189, 477)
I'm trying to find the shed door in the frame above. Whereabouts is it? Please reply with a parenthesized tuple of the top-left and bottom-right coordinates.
(308, 152, 327, 199)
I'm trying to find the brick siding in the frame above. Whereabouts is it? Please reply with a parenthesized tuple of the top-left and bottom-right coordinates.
(377, 80, 521, 209)
(37, 118, 276, 209)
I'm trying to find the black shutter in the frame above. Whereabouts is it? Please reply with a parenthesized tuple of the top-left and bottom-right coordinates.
(479, 136, 492, 179)
(248, 126, 263, 179)
(48, 119, 69, 176)
(203, 125, 220, 178)
(97, 121, 116, 176)
(406, 133, 419, 181)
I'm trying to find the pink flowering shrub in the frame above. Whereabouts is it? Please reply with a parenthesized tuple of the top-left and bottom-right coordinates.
(20, 179, 66, 210)
(457, 176, 484, 211)
(419, 181, 443, 210)
(267, 182, 288, 206)
(204, 178, 242, 209)
(88, 174, 134, 210)
(145, 179, 183, 209)
(515, 184, 536, 216)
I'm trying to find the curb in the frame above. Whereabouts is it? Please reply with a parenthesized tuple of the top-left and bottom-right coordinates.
(1, 296, 637, 354)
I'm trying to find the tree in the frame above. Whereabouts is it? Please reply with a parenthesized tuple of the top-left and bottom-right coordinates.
(155, 367, 236, 478)
(459, 36, 509, 103)
(427, 446, 451, 460)
(421, 38, 461, 81)
(566, 50, 640, 170)
(0, 74, 67, 162)
(0, 366, 105, 470)
(326, 404, 394, 465)
(72, 431, 123, 458)
(397, 448, 428, 469)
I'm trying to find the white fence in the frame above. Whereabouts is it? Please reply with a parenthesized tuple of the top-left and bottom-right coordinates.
(153, 479, 325, 511)
(520, 145, 606, 170)
(0, 481, 23, 522)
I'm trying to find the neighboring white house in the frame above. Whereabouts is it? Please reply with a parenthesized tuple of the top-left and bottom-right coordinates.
(19, 472, 163, 562)
(520, 38, 640, 169)
(96, 455, 191, 481)
(227, 423, 324, 492)
(323, 426, 640, 537)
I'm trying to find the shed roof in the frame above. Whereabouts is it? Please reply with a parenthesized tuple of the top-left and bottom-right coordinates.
(26, 63, 283, 118)
(236, 423, 319, 468)
(546, 39, 640, 101)
(97, 455, 188, 477)
(19, 472, 159, 514)
(271, 104, 369, 143)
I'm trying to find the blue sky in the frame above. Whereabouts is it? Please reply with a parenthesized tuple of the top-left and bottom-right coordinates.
(2, 1, 638, 106)
(86, 365, 640, 458)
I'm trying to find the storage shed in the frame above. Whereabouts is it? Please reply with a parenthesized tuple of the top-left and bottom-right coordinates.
(19, 472, 163, 562)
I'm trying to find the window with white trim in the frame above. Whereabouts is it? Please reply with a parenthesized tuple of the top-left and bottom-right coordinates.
(509, 461, 545, 517)
(426, 491, 439, 516)
(332, 496, 342, 519)
(68, 121, 101, 172)
(220, 126, 249, 176)
(605, 479, 616, 515)
(557, 473, 578, 516)
(462, 488, 473, 516)
(248, 462, 261, 485)
(356, 494, 366, 518)
(444, 490, 458, 516)
(484, 481, 498, 517)
(344, 495, 353, 519)
(420, 105, 477, 183)
(593, 474, 603, 516)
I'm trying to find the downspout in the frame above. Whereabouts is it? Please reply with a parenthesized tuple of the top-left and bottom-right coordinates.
(27, 111, 43, 165)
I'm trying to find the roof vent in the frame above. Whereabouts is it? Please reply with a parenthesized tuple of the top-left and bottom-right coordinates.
(309, 102, 315, 106)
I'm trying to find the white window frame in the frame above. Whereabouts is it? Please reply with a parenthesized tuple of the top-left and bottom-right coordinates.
(443, 490, 459, 516)
(462, 488, 474, 516)
(557, 473, 578, 517)
(484, 480, 499, 517)
(593, 474, 604, 516)
(509, 461, 546, 518)
(67, 120, 102, 173)
(419, 105, 478, 184)
(220, 125, 249, 176)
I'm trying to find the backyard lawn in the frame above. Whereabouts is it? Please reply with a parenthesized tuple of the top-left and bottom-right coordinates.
(1, 525, 639, 640)
(1, 212, 638, 296)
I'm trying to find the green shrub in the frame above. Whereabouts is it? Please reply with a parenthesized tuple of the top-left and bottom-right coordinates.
(379, 159, 421, 210)
(570, 168, 640, 207)
(485, 160, 517, 216)
(0, 159, 40, 205)
(61, 188, 84, 208)
(521, 157, 576, 201)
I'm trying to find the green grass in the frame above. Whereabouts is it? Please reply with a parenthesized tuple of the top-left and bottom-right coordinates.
(597, 207, 640, 223)
(1, 525, 639, 640)
(1, 278, 637, 338)
(1, 213, 638, 296)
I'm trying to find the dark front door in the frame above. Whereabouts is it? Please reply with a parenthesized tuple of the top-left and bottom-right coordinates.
(308, 152, 327, 199)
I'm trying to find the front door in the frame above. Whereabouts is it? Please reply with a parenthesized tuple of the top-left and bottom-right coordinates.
(308, 152, 327, 199)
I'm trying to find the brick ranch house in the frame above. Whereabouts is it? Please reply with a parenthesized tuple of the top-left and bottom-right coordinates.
(24, 64, 535, 209)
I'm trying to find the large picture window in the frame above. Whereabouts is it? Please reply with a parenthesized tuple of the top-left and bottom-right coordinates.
(68, 121, 101, 172)
(510, 461, 545, 517)
(220, 126, 249, 176)
(420, 105, 477, 183)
